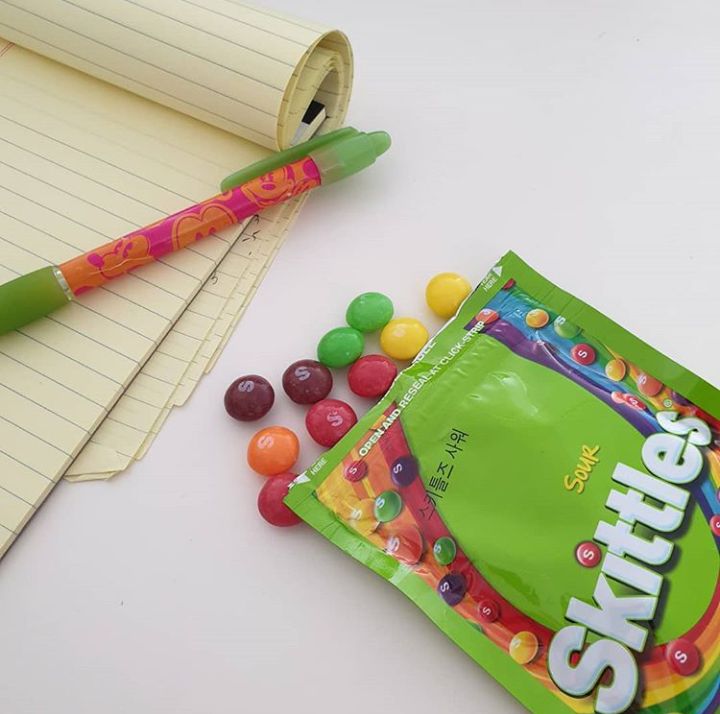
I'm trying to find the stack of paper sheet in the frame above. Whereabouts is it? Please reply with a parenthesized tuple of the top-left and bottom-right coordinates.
(0, 0, 353, 557)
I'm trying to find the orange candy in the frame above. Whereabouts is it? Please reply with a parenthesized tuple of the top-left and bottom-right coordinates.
(247, 426, 299, 476)
(525, 309, 549, 329)
(637, 372, 664, 397)
(384, 525, 425, 565)
(476, 308, 499, 325)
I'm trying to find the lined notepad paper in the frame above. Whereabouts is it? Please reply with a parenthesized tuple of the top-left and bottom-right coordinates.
(0, 0, 352, 556)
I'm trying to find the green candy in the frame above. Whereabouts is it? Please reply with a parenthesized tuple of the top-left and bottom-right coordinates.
(374, 490, 403, 523)
(346, 292, 394, 333)
(553, 315, 580, 340)
(432, 536, 457, 566)
(317, 327, 364, 368)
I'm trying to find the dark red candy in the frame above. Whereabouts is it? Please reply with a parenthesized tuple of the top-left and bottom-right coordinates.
(348, 354, 398, 398)
(282, 359, 333, 405)
(306, 399, 358, 447)
(391, 455, 419, 487)
(224, 374, 274, 421)
(257, 472, 302, 527)
(477, 598, 500, 623)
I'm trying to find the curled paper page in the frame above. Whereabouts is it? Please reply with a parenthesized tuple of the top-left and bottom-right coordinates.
(0, 0, 353, 147)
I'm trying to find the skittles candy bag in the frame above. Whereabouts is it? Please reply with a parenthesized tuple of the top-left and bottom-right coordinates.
(286, 252, 720, 714)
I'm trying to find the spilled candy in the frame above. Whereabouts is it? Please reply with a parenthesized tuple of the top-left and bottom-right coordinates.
(224, 374, 274, 421)
(247, 426, 299, 476)
(426, 272, 472, 318)
(346, 292, 394, 332)
(348, 354, 397, 398)
(282, 359, 333, 404)
(380, 317, 429, 361)
(257, 472, 301, 527)
(317, 326, 364, 368)
(305, 399, 357, 447)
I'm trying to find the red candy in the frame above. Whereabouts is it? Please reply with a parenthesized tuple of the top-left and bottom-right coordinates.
(348, 354, 398, 398)
(257, 472, 302, 527)
(666, 638, 701, 676)
(710, 514, 720, 536)
(611, 392, 647, 411)
(502, 279, 515, 290)
(224, 374, 274, 421)
(571, 343, 596, 366)
(623, 394, 647, 411)
(344, 460, 368, 482)
(282, 359, 333, 405)
(575, 541, 601, 568)
(384, 525, 424, 565)
(477, 598, 500, 623)
(306, 399, 358, 447)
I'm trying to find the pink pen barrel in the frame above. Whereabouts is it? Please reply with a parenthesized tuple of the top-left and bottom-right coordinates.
(58, 157, 321, 295)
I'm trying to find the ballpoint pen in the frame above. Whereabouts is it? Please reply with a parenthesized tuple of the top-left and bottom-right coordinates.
(0, 127, 391, 335)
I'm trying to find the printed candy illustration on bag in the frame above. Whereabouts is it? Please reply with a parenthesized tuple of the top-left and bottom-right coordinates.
(287, 252, 720, 714)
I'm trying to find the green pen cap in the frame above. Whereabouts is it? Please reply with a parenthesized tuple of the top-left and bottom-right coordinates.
(220, 127, 391, 191)
(221, 127, 360, 191)
(0, 266, 72, 335)
(309, 130, 392, 185)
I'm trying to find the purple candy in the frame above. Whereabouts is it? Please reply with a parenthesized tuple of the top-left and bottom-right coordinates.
(438, 572, 467, 606)
(391, 456, 419, 487)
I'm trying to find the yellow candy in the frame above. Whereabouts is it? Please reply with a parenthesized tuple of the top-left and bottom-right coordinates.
(349, 500, 378, 537)
(336, 496, 378, 536)
(426, 272, 472, 318)
(509, 631, 539, 665)
(605, 358, 627, 382)
(380, 318, 429, 361)
(525, 309, 549, 329)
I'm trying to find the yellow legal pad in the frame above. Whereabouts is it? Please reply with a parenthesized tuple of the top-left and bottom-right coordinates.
(0, 0, 353, 557)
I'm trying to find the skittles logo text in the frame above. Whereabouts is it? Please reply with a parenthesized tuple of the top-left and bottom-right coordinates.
(548, 412, 712, 713)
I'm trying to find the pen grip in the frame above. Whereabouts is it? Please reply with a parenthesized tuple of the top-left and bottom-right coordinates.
(0, 267, 72, 335)
(58, 157, 321, 295)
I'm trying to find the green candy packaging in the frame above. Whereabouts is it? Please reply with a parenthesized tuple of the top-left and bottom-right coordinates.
(286, 252, 720, 714)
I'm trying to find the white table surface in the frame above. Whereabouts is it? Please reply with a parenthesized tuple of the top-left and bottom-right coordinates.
(2, 2, 719, 712)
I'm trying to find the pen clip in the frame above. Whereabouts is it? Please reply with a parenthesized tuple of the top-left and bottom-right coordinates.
(220, 127, 359, 191)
